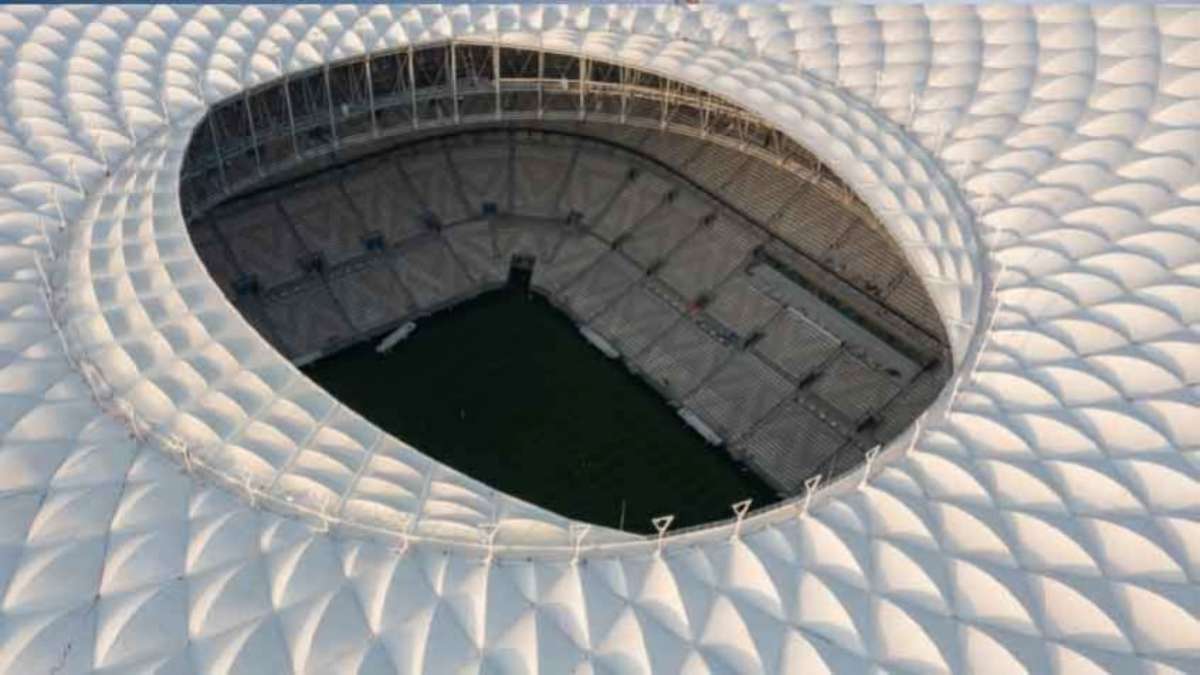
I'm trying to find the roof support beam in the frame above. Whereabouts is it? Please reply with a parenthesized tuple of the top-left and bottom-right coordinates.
(243, 90, 263, 177)
(280, 61, 300, 160)
(537, 49, 544, 119)
(365, 55, 377, 138)
(204, 108, 229, 194)
(493, 43, 502, 120)
(408, 46, 419, 129)
(450, 43, 460, 124)
(578, 55, 587, 120)
(324, 63, 339, 150)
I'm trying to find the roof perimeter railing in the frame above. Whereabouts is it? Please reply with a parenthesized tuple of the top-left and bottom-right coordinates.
(33, 196, 1004, 562)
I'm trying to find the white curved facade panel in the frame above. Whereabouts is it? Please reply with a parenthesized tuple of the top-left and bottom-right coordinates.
(0, 4, 1195, 674)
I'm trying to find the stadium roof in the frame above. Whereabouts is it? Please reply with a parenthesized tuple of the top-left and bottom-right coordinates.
(0, 3, 1195, 673)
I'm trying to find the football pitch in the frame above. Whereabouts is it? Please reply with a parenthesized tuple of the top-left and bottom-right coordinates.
(304, 283, 778, 533)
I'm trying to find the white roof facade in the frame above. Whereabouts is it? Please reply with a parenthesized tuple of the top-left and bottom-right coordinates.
(0, 3, 1196, 673)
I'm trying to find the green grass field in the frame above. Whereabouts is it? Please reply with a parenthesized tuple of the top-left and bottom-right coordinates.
(303, 283, 777, 533)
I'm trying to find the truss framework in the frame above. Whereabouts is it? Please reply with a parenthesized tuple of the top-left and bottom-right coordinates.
(182, 42, 859, 222)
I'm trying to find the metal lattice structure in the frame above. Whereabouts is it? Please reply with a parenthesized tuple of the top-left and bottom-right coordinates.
(0, 4, 1195, 674)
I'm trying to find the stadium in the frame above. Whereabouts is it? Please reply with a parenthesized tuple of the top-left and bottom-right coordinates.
(0, 3, 1196, 673)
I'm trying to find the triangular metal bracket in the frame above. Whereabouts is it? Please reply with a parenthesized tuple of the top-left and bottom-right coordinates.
(652, 515, 674, 555)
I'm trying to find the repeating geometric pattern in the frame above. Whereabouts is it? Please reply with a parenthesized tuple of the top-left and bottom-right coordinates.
(0, 4, 1195, 674)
